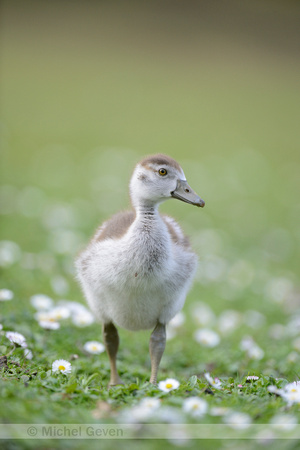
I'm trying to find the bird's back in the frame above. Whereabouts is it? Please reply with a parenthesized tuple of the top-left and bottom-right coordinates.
(92, 210, 136, 243)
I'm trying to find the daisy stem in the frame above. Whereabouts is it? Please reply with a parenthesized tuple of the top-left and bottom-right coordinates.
(7, 344, 16, 357)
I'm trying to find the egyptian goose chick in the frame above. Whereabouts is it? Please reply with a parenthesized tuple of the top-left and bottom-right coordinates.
(76, 154, 205, 386)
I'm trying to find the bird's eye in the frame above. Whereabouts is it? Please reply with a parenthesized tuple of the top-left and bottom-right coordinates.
(158, 168, 167, 176)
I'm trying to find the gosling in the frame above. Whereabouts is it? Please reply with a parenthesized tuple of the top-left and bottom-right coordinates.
(76, 154, 205, 385)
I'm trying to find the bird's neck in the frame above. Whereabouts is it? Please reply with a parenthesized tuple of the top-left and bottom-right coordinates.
(135, 202, 160, 223)
(131, 202, 168, 263)
(131, 201, 163, 240)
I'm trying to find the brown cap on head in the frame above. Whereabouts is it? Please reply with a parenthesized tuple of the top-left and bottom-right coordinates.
(139, 154, 182, 172)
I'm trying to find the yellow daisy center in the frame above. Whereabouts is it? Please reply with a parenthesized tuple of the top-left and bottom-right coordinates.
(58, 365, 66, 371)
(192, 404, 199, 410)
(92, 345, 98, 351)
(166, 383, 173, 389)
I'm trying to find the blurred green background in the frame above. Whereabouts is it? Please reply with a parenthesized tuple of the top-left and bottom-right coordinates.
(1, 0, 300, 311)
(1, 0, 299, 279)
(1, 1, 300, 446)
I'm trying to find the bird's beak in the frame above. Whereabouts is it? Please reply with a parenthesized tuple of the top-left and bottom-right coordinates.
(171, 179, 205, 208)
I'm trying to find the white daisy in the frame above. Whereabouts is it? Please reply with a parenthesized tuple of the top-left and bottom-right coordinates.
(210, 406, 231, 416)
(155, 406, 184, 423)
(0, 240, 21, 267)
(269, 382, 300, 406)
(34, 311, 54, 322)
(30, 294, 53, 311)
(24, 349, 33, 360)
(270, 414, 297, 431)
(118, 398, 161, 423)
(190, 302, 216, 326)
(58, 301, 88, 315)
(84, 341, 105, 354)
(247, 345, 264, 360)
(166, 313, 185, 340)
(267, 385, 281, 395)
(194, 329, 220, 347)
(6, 331, 27, 347)
(204, 373, 222, 390)
(52, 359, 72, 374)
(0, 323, 3, 331)
(168, 312, 185, 328)
(158, 378, 180, 392)
(39, 320, 60, 330)
(47, 306, 70, 321)
(218, 310, 241, 335)
(182, 397, 208, 417)
(72, 310, 94, 327)
(280, 382, 300, 405)
(285, 380, 300, 390)
(138, 397, 161, 410)
(0, 289, 14, 301)
(246, 376, 259, 381)
(224, 412, 252, 430)
(240, 336, 255, 351)
(240, 336, 264, 360)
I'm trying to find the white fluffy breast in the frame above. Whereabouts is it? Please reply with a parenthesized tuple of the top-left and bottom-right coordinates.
(76, 215, 197, 331)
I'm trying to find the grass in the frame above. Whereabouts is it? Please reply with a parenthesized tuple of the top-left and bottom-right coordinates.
(1, 2, 300, 449)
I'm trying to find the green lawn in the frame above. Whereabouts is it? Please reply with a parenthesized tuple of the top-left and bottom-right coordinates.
(1, 2, 300, 449)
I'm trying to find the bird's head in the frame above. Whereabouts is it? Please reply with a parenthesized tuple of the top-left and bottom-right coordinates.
(130, 154, 205, 209)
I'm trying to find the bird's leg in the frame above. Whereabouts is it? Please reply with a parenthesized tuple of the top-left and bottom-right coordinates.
(102, 322, 123, 386)
(149, 322, 166, 384)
